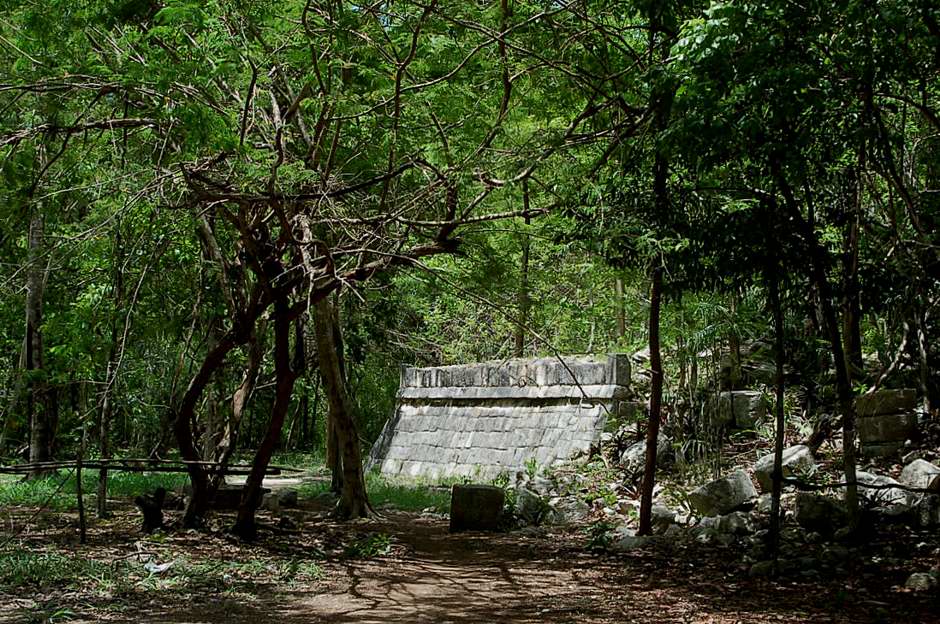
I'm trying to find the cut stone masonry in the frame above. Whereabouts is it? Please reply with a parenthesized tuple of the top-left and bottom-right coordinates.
(368, 355, 632, 480)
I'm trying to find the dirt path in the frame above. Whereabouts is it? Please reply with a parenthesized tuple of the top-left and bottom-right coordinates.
(151, 509, 936, 624)
(3, 500, 937, 623)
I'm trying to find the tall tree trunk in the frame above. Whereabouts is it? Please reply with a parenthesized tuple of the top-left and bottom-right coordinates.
(841, 161, 863, 381)
(766, 265, 786, 573)
(209, 320, 265, 493)
(775, 168, 860, 529)
(233, 294, 297, 541)
(615, 276, 626, 340)
(638, 264, 664, 536)
(98, 227, 124, 518)
(26, 208, 52, 477)
(513, 181, 531, 358)
(313, 297, 371, 519)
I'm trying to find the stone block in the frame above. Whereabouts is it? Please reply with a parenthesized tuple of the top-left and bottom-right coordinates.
(450, 484, 505, 532)
(860, 441, 905, 458)
(753, 445, 815, 493)
(688, 470, 758, 517)
(855, 388, 917, 417)
(900, 459, 940, 492)
(857, 412, 918, 443)
(716, 391, 767, 429)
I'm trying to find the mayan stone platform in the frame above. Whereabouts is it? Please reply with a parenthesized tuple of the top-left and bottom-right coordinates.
(368, 355, 632, 480)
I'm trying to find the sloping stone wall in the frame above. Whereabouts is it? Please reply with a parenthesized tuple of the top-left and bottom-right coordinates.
(368, 355, 631, 480)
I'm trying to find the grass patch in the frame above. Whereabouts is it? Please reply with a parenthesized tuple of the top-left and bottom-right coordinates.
(297, 473, 453, 513)
(0, 548, 118, 590)
(0, 471, 189, 511)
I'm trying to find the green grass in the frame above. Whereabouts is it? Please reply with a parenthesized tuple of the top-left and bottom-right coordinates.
(297, 473, 453, 513)
(0, 471, 189, 511)
(0, 548, 118, 590)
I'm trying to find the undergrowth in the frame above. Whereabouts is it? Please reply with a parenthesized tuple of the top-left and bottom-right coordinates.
(0, 472, 188, 511)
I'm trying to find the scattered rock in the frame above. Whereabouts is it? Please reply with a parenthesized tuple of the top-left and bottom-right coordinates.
(900, 459, 940, 493)
(905, 572, 938, 592)
(716, 391, 767, 429)
(717, 511, 752, 536)
(856, 471, 907, 507)
(261, 492, 280, 513)
(609, 527, 650, 552)
(794, 493, 847, 533)
(912, 494, 940, 528)
(857, 413, 918, 445)
(450, 484, 504, 532)
(515, 487, 546, 525)
(650, 504, 676, 533)
(688, 470, 758, 517)
(277, 488, 299, 508)
(855, 388, 917, 417)
(619, 435, 671, 476)
(753, 445, 815, 493)
(544, 495, 592, 526)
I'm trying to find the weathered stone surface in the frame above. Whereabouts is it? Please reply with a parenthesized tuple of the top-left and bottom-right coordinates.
(515, 487, 546, 525)
(650, 504, 676, 533)
(619, 435, 671, 476)
(753, 445, 815, 493)
(717, 511, 752, 535)
(855, 471, 907, 507)
(688, 470, 758, 517)
(860, 441, 905, 458)
(905, 572, 938, 592)
(449, 484, 504, 532)
(855, 388, 917, 417)
(794, 493, 847, 532)
(912, 494, 940, 527)
(370, 355, 630, 480)
(716, 391, 767, 429)
(609, 527, 650, 552)
(545, 496, 591, 526)
(857, 412, 918, 443)
(277, 488, 299, 507)
(900, 459, 940, 492)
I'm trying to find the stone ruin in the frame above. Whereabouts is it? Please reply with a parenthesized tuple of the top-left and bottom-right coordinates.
(368, 354, 633, 480)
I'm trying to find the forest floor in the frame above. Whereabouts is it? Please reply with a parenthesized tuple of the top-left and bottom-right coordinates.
(0, 475, 938, 624)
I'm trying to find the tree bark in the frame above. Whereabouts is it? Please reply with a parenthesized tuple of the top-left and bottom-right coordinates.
(766, 265, 786, 573)
(513, 180, 531, 358)
(233, 293, 297, 541)
(313, 296, 371, 519)
(775, 168, 860, 529)
(26, 208, 53, 478)
(615, 276, 626, 340)
(638, 264, 664, 536)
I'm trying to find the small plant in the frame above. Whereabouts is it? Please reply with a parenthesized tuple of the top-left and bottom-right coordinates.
(344, 533, 393, 558)
(524, 457, 539, 479)
(584, 520, 616, 552)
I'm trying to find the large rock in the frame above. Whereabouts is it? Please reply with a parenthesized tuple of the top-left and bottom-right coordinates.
(545, 496, 591, 525)
(857, 413, 918, 444)
(753, 445, 815, 493)
(900, 459, 940, 492)
(619, 435, 671, 476)
(716, 391, 767, 429)
(912, 494, 940, 527)
(794, 493, 847, 533)
(450, 484, 504, 532)
(688, 470, 758, 517)
(855, 389, 917, 417)
(515, 487, 546, 525)
(905, 572, 938, 592)
(855, 471, 907, 507)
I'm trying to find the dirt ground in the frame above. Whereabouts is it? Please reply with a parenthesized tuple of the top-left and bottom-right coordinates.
(2, 489, 938, 624)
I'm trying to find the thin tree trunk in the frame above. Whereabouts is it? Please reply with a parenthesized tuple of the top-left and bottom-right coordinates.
(233, 294, 297, 541)
(766, 266, 786, 574)
(26, 208, 52, 478)
(513, 181, 531, 358)
(775, 168, 860, 529)
(76, 425, 87, 544)
(615, 276, 626, 340)
(638, 264, 664, 536)
(842, 161, 863, 381)
(313, 297, 370, 519)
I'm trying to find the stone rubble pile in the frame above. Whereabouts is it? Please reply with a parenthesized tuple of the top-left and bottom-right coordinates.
(855, 388, 920, 457)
